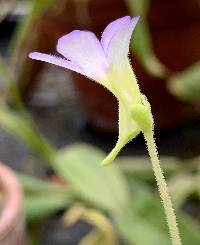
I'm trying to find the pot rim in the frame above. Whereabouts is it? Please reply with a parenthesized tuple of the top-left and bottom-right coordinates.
(0, 161, 22, 239)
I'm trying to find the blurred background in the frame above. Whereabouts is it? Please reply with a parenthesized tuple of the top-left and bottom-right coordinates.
(0, 0, 200, 244)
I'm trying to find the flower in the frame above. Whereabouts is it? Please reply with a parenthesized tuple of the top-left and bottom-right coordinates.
(29, 16, 153, 165)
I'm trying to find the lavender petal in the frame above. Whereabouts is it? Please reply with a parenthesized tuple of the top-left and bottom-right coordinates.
(106, 16, 140, 67)
(28, 52, 84, 73)
(101, 16, 131, 55)
(56, 30, 109, 80)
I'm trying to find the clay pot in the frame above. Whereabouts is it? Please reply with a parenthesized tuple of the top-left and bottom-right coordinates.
(0, 162, 26, 245)
(71, 0, 200, 131)
(18, 0, 200, 132)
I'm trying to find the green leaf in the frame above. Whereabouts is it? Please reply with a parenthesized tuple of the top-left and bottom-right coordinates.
(52, 144, 129, 213)
(18, 174, 71, 222)
(126, 0, 150, 16)
(18, 173, 66, 193)
(31, 0, 54, 16)
(24, 192, 69, 222)
(168, 62, 200, 102)
(141, 192, 200, 245)
(168, 172, 200, 207)
(125, 0, 167, 77)
(113, 179, 169, 245)
(115, 177, 200, 245)
(117, 156, 182, 182)
(114, 208, 169, 245)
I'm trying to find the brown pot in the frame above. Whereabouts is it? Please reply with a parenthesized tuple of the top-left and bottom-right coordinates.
(71, 0, 200, 132)
(17, 0, 200, 132)
(0, 162, 26, 245)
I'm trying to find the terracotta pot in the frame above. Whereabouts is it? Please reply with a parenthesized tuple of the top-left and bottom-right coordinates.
(17, 0, 200, 132)
(0, 162, 26, 245)
(71, 0, 200, 132)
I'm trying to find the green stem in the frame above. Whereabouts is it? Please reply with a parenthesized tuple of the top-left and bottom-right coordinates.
(144, 131, 182, 245)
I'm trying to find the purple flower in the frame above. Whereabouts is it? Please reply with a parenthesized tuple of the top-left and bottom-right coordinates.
(29, 16, 139, 85)
(29, 16, 143, 165)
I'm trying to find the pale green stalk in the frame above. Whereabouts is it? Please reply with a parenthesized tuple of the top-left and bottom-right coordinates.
(144, 130, 182, 245)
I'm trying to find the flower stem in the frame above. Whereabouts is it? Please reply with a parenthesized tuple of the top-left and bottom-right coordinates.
(144, 131, 182, 245)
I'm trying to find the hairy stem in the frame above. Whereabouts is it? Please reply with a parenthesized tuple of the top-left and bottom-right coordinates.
(144, 131, 182, 245)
